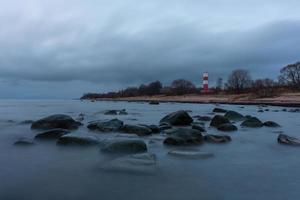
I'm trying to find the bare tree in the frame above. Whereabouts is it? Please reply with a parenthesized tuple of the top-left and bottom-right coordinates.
(171, 79, 196, 95)
(226, 69, 252, 93)
(279, 62, 300, 90)
(252, 78, 279, 97)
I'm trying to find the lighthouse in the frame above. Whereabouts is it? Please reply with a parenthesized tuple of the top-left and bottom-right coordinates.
(202, 72, 209, 93)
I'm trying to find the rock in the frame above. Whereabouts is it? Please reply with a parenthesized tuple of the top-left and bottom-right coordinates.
(31, 114, 82, 130)
(224, 111, 244, 120)
(159, 124, 173, 131)
(277, 134, 300, 146)
(258, 110, 264, 113)
(35, 129, 70, 140)
(119, 110, 128, 115)
(57, 134, 100, 146)
(217, 123, 238, 132)
(168, 150, 214, 159)
(139, 124, 160, 133)
(149, 101, 159, 105)
(192, 124, 206, 132)
(204, 134, 231, 143)
(14, 138, 34, 146)
(210, 115, 230, 127)
(213, 108, 227, 113)
(100, 139, 147, 154)
(282, 108, 287, 112)
(104, 110, 118, 115)
(194, 115, 211, 121)
(263, 121, 280, 127)
(163, 128, 203, 146)
(241, 117, 263, 128)
(119, 124, 152, 136)
(101, 153, 156, 174)
(76, 113, 85, 121)
(87, 119, 124, 132)
(19, 120, 34, 125)
(160, 110, 193, 126)
(265, 109, 269, 111)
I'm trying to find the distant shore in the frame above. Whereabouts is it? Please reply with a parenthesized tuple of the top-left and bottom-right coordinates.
(82, 92, 300, 107)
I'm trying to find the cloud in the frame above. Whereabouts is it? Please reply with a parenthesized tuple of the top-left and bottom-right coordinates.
(0, 0, 299, 98)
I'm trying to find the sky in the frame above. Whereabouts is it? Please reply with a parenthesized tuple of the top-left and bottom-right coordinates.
(0, 0, 300, 99)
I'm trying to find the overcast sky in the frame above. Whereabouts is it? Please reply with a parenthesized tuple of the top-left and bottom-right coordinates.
(0, 0, 300, 99)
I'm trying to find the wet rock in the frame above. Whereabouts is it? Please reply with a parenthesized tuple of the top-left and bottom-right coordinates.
(277, 134, 300, 146)
(192, 124, 206, 132)
(263, 121, 280, 127)
(101, 153, 156, 174)
(14, 138, 34, 146)
(57, 134, 99, 146)
(100, 139, 147, 154)
(31, 114, 82, 130)
(168, 150, 214, 159)
(212, 108, 227, 113)
(163, 128, 203, 146)
(160, 110, 193, 126)
(194, 115, 212, 121)
(87, 119, 124, 132)
(104, 110, 118, 115)
(282, 108, 287, 112)
(289, 108, 300, 113)
(204, 134, 231, 143)
(119, 110, 128, 115)
(210, 115, 230, 128)
(35, 129, 70, 140)
(149, 101, 159, 105)
(217, 123, 238, 131)
(265, 109, 269, 111)
(241, 117, 263, 128)
(258, 110, 264, 113)
(76, 113, 85, 122)
(224, 111, 244, 120)
(159, 124, 173, 131)
(139, 124, 160, 133)
(119, 124, 152, 136)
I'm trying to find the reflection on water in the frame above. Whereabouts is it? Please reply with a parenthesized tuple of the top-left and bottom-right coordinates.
(0, 100, 300, 200)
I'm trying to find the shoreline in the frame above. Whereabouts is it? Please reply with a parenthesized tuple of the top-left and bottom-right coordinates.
(82, 93, 300, 107)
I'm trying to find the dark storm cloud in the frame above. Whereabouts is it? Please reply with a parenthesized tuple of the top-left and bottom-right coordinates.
(0, 0, 300, 98)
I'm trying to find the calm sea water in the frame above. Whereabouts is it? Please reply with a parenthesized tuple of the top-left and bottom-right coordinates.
(0, 100, 299, 200)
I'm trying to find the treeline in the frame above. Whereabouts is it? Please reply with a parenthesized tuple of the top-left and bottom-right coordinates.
(81, 61, 300, 99)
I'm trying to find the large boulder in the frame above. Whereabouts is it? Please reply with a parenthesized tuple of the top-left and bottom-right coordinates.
(241, 117, 263, 128)
(278, 134, 300, 146)
(224, 111, 244, 120)
(160, 110, 193, 126)
(213, 108, 227, 113)
(217, 123, 238, 132)
(100, 139, 147, 154)
(31, 114, 81, 130)
(168, 150, 214, 159)
(210, 115, 230, 127)
(119, 124, 152, 136)
(35, 129, 70, 140)
(87, 119, 124, 132)
(204, 134, 231, 143)
(163, 128, 203, 146)
(101, 153, 157, 174)
(263, 121, 280, 127)
(57, 134, 100, 146)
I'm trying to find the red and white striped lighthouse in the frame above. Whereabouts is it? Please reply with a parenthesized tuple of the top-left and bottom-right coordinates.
(203, 72, 209, 93)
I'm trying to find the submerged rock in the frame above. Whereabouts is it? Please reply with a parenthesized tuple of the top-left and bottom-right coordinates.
(119, 124, 152, 136)
(210, 115, 230, 128)
(263, 121, 280, 127)
(212, 108, 227, 113)
(277, 134, 300, 146)
(149, 101, 159, 105)
(194, 115, 212, 121)
(224, 111, 244, 120)
(101, 153, 157, 174)
(217, 123, 238, 132)
(168, 150, 214, 159)
(241, 117, 263, 128)
(57, 134, 99, 146)
(14, 138, 34, 146)
(163, 128, 203, 146)
(191, 124, 206, 132)
(139, 124, 160, 133)
(160, 110, 193, 126)
(31, 114, 82, 130)
(104, 110, 118, 115)
(100, 139, 147, 154)
(87, 119, 124, 132)
(204, 134, 231, 143)
(35, 129, 70, 140)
